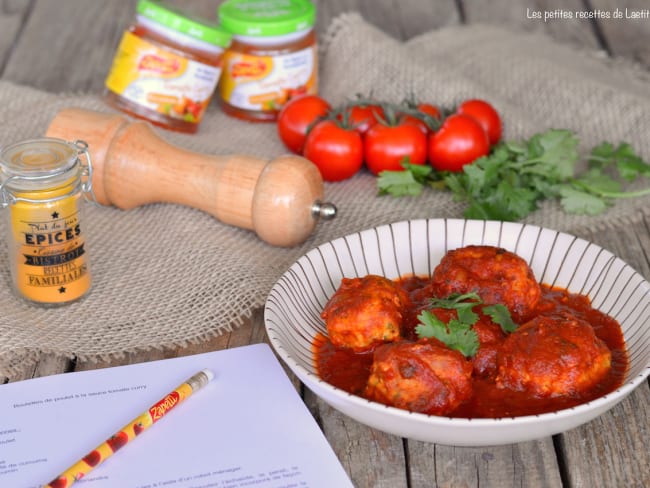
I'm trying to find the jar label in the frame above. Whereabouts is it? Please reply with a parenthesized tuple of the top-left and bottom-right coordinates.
(219, 45, 317, 112)
(9, 196, 91, 304)
(105, 32, 222, 124)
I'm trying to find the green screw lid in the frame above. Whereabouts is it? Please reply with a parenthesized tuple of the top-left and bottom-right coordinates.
(218, 0, 315, 37)
(137, 0, 232, 47)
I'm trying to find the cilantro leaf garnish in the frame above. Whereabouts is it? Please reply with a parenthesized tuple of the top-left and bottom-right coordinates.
(377, 129, 650, 220)
(416, 293, 482, 357)
(482, 304, 518, 333)
(429, 292, 482, 325)
(415, 293, 519, 356)
(415, 311, 479, 358)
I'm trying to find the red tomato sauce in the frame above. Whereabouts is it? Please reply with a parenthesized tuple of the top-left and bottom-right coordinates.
(313, 279, 629, 418)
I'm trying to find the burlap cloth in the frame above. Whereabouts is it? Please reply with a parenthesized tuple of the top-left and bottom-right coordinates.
(1, 14, 649, 377)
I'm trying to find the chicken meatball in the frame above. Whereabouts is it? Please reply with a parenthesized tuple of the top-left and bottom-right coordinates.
(407, 305, 505, 377)
(431, 245, 541, 322)
(471, 312, 506, 378)
(495, 313, 612, 397)
(364, 339, 473, 415)
(321, 275, 409, 352)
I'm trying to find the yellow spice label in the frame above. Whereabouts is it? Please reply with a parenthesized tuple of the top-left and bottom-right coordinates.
(105, 31, 222, 123)
(10, 194, 91, 304)
(219, 45, 318, 112)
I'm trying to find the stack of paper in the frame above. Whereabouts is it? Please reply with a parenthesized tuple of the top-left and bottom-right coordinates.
(0, 344, 353, 488)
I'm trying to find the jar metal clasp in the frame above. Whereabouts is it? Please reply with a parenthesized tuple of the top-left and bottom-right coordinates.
(73, 139, 97, 204)
(0, 139, 96, 207)
(0, 178, 16, 208)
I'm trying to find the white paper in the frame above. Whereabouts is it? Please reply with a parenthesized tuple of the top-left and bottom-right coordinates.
(0, 344, 353, 488)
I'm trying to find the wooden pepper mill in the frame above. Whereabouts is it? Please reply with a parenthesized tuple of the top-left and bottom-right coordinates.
(45, 108, 336, 247)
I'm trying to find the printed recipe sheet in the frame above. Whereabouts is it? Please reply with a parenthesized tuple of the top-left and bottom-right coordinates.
(0, 344, 353, 488)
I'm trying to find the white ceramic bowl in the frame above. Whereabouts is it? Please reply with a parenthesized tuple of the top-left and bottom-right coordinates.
(264, 219, 650, 446)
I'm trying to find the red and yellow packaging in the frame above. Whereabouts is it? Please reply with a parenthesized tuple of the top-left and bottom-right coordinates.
(218, 0, 319, 121)
(105, 0, 232, 133)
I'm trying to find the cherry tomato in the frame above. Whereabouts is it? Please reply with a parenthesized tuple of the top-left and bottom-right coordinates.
(428, 114, 490, 172)
(400, 114, 427, 134)
(417, 103, 441, 120)
(303, 120, 363, 182)
(339, 104, 384, 134)
(277, 95, 331, 154)
(364, 120, 428, 175)
(400, 103, 441, 134)
(457, 99, 502, 145)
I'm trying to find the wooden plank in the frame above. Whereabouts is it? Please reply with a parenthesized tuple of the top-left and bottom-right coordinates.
(462, 0, 601, 50)
(0, 0, 32, 73)
(3, 352, 72, 383)
(1, 0, 455, 92)
(314, 0, 459, 41)
(392, 0, 460, 39)
(172, 0, 458, 41)
(409, 440, 563, 487)
(556, 385, 650, 488)
(550, 220, 650, 487)
(304, 392, 409, 488)
(2, 0, 136, 92)
(591, 0, 650, 69)
(3, 0, 648, 94)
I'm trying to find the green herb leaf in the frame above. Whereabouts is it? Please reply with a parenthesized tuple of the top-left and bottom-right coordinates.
(525, 129, 579, 180)
(482, 304, 518, 333)
(428, 292, 482, 325)
(504, 141, 527, 154)
(377, 169, 424, 196)
(574, 168, 622, 194)
(589, 142, 650, 180)
(557, 186, 610, 215)
(492, 180, 539, 220)
(415, 311, 479, 358)
(374, 127, 650, 221)
(416, 293, 483, 357)
(377, 160, 433, 196)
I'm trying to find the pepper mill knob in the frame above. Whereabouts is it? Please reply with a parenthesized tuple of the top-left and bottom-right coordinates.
(45, 108, 336, 247)
(312, 201, 338, 219)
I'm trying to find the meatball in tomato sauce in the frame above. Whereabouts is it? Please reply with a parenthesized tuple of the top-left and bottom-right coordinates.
(405, 304, 505, 379)
(430, 245, 541, 322)
(321, 275, 409, 352)
(364, 339, 473, 415)
(495, 313, 612, 398)
(471, 311, 506, 379)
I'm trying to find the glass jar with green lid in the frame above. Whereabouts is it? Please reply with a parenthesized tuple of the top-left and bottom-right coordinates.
(105, 0, 232, 133)
(218, 0, 318, 121)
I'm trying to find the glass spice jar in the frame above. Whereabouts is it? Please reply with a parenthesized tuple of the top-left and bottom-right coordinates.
(0, 138, 95, 306)
(217, 0, 318, 122)
(105, 0, 232, 133)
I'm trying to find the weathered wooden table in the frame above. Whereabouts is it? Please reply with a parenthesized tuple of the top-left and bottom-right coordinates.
(1, 1, 649, 487)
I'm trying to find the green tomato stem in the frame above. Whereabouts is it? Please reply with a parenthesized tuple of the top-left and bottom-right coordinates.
(573, 180, 650, 199)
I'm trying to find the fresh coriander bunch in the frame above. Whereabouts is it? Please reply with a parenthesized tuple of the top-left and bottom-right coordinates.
(378, 128, 650, 221)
